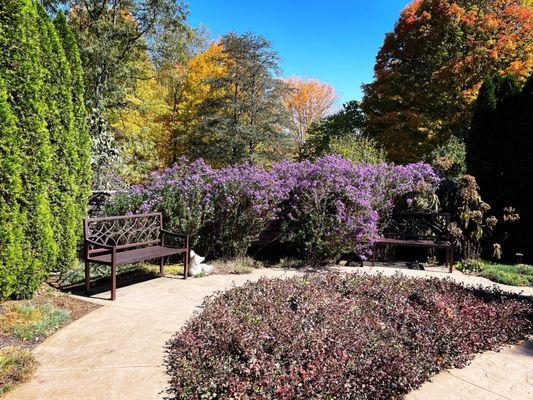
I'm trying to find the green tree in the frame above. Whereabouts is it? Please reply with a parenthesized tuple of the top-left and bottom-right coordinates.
(467, 74, 520, 210)
(0, 77, 26, 299)
(196, 33, 291, 166)
(0, 0, 56, 297)
(60, 0, 191, 186)
(36, 4, 79, 273)
(362, 0, 532, 163)
(301, 100, 365, 159)
(54, 11, 92, 220)
(506, 75, 533, 252)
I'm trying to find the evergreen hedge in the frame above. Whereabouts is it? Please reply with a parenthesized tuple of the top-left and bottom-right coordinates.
(0, 0, 90, 299)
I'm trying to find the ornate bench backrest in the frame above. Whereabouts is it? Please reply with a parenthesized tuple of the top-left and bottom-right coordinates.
(84, 213, 163, 253)
(381, 212, 450, 242)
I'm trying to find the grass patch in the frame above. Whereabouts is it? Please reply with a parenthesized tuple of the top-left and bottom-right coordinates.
(0, 347, 36, 395)
(0, 303, 70, 342)
(164, 273, 532, 399)
(457, 259, 533, 286)
(212, 257, 265, 275)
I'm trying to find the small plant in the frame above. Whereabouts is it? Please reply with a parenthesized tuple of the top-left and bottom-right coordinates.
(0, 347, 37, 395)
(164, 273, 532, 399)
(0, 303, 70, 341)
(457, 259, 533, 286)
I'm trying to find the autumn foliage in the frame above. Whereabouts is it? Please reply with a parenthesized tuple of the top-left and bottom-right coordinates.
(283, 77, 337, 150)
(362, 0, 533, 163)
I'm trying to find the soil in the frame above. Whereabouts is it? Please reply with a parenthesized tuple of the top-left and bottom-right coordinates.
(0, 285, 100, 351)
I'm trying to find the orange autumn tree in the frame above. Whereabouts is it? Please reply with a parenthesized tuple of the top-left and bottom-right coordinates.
(283, 77, 337, 151)
(362, 0, 533, 163)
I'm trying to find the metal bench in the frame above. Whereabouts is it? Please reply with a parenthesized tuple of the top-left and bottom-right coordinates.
(372, 212, 454, 272)
(83, 212, 189, 300)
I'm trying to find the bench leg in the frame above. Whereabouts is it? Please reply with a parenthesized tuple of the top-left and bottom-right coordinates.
(85, 260, 90, 295)
(111, 264, 117, 301)
(449, 247, 454, 273)
(372, 244, 376, 267)
(160, 257, 165, 276)
(183, 251, 188, 280)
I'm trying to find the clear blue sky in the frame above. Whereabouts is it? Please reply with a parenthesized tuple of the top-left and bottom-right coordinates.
(186, 0, 411, 106)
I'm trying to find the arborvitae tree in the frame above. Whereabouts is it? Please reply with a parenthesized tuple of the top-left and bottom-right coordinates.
(466, 77, 497, 182)
(0, 0, 57, 297)
(36, 4, 79, 273)
(54, 11, 92, 220)
(490, 75, 520, 209)
(466, 75, 520, 210)
(506, 75, 533, 223)
(0, 77, 26, 299)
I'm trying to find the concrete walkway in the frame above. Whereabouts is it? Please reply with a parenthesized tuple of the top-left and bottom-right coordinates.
(6, 265, 532, 400)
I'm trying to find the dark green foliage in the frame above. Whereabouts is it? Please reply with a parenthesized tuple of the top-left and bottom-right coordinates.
(467, 75, 520, 210)
(196, 32, 291, 165)
(165, 273, 532, 399)
(506, 75, 533, 219)
(301, 100, 365, 159)
(0, 78, 26, 299)
(0, 0, 56, 298)
(0, 0, 90, 298)
(36, 4, 79, 274)
(506, 74, 533, 259)
(54, 11, 92, 223)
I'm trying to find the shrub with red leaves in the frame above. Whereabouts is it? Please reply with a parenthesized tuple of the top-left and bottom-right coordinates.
(164, 273, 532, 399)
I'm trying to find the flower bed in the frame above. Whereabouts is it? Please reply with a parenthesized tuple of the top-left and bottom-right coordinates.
(106, 156, 440, 262)
(164, 273, 532, 399)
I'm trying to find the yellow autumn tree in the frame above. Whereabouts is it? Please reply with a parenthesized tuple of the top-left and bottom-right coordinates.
(283, 77, 337, 150)
(165, 41, 229, 164)
(110, 56, 170, 183)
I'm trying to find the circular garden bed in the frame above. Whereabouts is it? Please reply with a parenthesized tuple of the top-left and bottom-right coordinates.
(164, 273, 532, 399)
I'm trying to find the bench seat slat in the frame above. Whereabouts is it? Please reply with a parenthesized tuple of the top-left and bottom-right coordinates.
(375, 237, 450, 248)
(88, 245, 186, 266)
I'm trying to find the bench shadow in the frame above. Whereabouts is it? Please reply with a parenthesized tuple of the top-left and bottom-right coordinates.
(67, 270, 163, 299)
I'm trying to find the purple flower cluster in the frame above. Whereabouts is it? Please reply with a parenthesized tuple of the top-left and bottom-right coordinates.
(105, 155, 440, 260)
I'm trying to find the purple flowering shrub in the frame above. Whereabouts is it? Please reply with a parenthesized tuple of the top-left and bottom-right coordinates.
(105, 156, 440, 261)
(203, 164, 287, 258)
(164, 273, 532, 399)
(272, 157, 378, 262)
(272, 156, 440, 263)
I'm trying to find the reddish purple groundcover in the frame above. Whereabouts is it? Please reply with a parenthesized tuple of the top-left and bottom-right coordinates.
(164, 273, 532, 400)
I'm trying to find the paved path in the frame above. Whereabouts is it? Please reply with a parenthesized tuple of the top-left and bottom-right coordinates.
(6, 265, 532, 400)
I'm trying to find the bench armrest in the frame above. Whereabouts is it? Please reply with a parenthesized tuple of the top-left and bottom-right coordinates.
(84, 239, 115, 250)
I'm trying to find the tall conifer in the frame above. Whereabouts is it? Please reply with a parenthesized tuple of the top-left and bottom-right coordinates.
(54, 11, 92, 219)
(0, 0, 57, 296)
(36, 4, 79, 273)
(0, 77, 26, 299)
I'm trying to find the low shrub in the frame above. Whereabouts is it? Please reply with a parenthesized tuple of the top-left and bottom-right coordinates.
(107, 156, 440, 263)
(0, 347, 36, 395)
(164, 273, 532, 399)
(457, 259, 533, 286)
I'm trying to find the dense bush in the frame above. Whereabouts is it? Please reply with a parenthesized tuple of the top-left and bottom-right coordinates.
(164, 273, 532, 399)
(0, 0, 91, 299)
(107, 156, 440, 262)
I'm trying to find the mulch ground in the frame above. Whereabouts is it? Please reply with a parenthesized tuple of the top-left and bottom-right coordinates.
(0, 285, 100, 351)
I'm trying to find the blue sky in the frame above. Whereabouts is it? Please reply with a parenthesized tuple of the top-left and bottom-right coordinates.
(186, 0, 411, 106)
